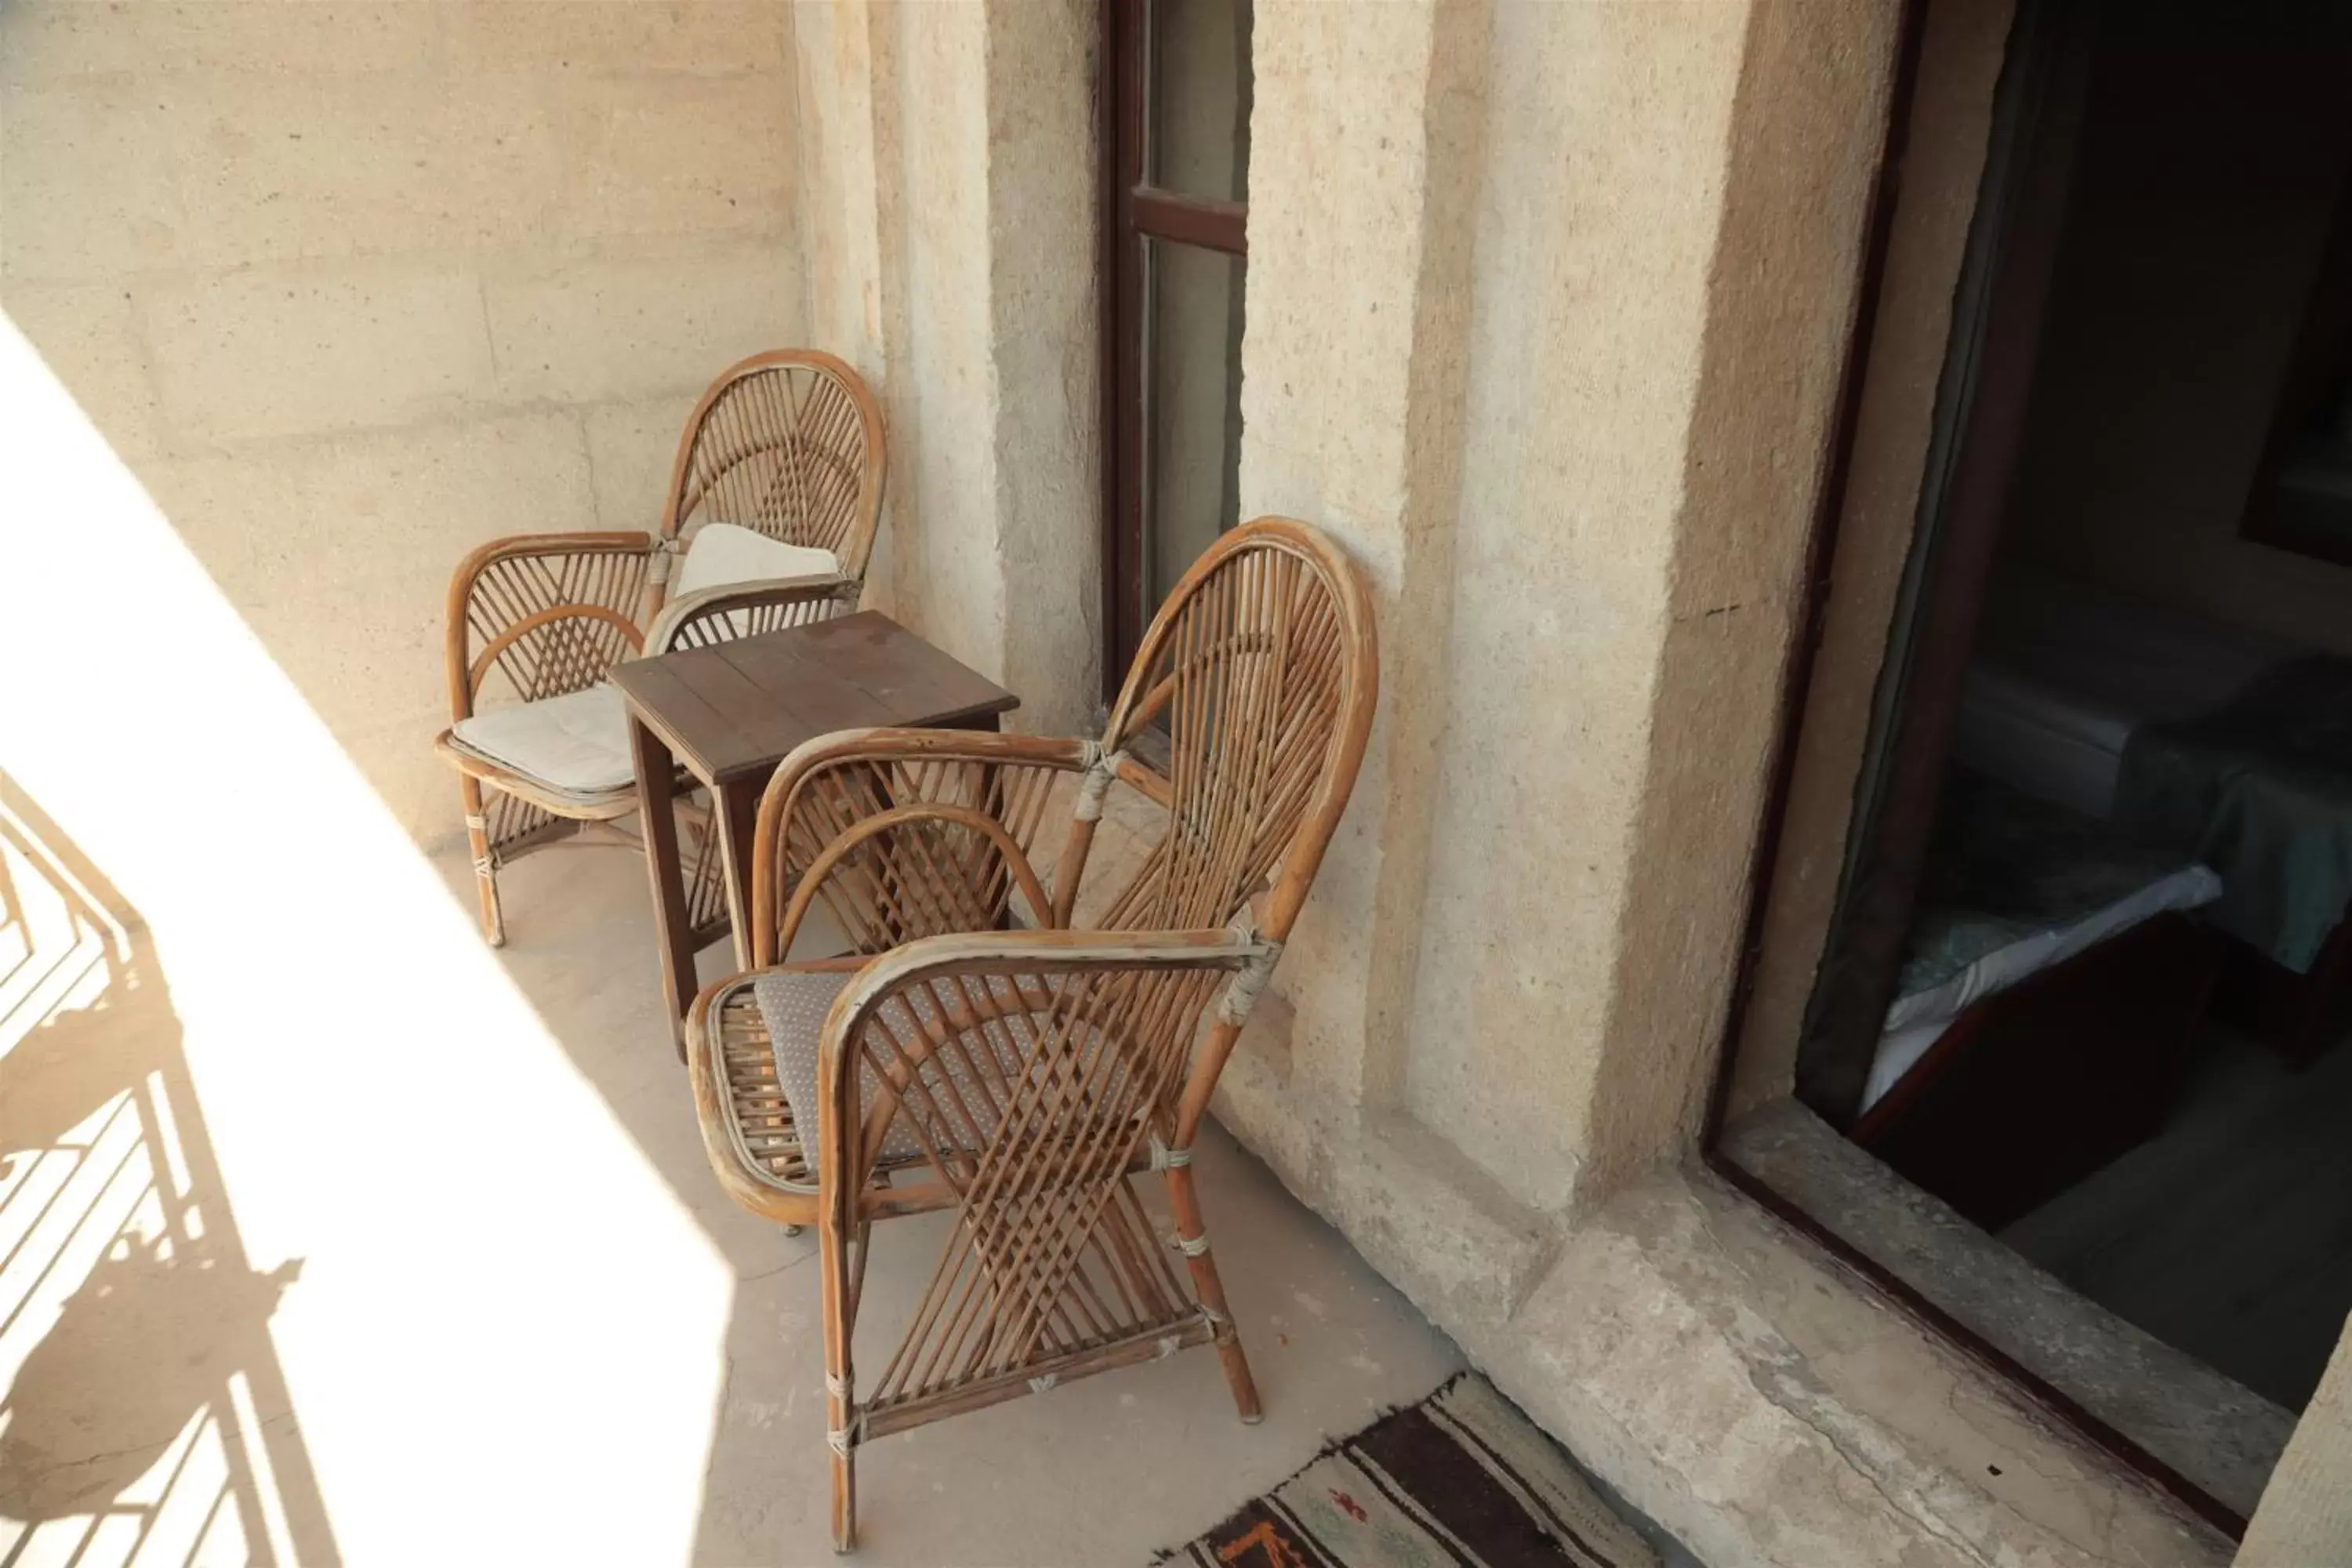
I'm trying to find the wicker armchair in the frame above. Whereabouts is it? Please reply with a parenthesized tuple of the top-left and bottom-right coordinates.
(682, 519, 1377, 1550)
(434, 350, 885, 946)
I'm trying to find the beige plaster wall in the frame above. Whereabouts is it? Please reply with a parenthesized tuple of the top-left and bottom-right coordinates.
(980, 0, 1101, 729)
(1232, 0, 1486, 1141)
(1226, 0, 1897, 1218)
(2240, 1318, 2352, 1566)
(1399, 0, 1762, 1211)
(789, 0, 1100, 739)
(877, 0, 1000, 672)
(1, 0, 804, 842)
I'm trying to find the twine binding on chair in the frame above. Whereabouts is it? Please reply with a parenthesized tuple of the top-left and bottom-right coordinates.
(1217, 913, 1283, 1027)
(1171, 1229, 1211, 1258)
(1074, 742, 1127, 823)
(1028, 1374, 1058, 1396)
(1156, 1335, 1181, 1360)
(826, 1369, 859, 1457)
(825, 1403, 867, 1457)
(646, 535, 686, 586)
(1146, 1131, 1192, 1171)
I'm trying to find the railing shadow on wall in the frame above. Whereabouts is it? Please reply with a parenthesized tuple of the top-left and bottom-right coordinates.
(0, 772, 339, 1567)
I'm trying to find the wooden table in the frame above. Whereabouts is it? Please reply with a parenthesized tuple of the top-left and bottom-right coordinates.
(611, 611, 1019, 1054)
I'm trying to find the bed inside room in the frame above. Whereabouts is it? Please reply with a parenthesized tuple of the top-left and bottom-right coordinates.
(1791, 0, 2352, 1423)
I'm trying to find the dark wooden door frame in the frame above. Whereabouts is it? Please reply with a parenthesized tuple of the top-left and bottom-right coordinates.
(1791, 0, 2100, 1129)
(1099, 0, 1249, 699)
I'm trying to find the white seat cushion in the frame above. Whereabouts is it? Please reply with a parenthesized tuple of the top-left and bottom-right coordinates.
(753, 969, 1125, 1162)
(448, 683, 634, 800)
(675, 522, 838, 597)
(644, 524, 848, 652)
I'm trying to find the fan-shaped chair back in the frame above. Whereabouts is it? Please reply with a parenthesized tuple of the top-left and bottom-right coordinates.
(1097, 518, 1377, 944)
(661, 349, 886, 579)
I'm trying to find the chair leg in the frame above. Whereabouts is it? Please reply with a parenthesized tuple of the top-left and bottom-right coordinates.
(818, 1203, 859, 1552)
(830, 1444, 857, 1554)
(459, 777, 506, 948)
(1166, 1163, 1262, 1424)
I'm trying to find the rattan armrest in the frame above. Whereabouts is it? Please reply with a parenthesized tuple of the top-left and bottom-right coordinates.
(688, 930, 1267, 1225)
(769, 727, 1099, 782)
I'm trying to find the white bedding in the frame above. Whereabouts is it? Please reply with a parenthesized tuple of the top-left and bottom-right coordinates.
(1950, 568, 2302, 817)
(1861, 862, 2223, 1115)
(1864, 570, 2303, 1112)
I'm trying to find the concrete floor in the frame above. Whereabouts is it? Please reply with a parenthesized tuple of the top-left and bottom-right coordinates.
(2006, 1023, 2352, 1412)
(0, 794, 1465, 1567)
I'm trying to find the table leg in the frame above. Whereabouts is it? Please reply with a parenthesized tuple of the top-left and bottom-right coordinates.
(630, 714, 699, 1061)
(943, 713, 1005, 925)
(713, 776, 763, 971)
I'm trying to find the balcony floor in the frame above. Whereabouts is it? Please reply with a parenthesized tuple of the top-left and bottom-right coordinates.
(0, 808, 1466, 1566)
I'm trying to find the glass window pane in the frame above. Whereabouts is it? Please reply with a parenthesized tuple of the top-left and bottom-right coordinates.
(1146, 0, 1253, 205)
(1145, 238, 1246, 607)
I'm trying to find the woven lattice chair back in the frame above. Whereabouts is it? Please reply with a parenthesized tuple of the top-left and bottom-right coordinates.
(747, 521, 1375, 967)
(830, 946, 1251, 1405)
(459, 556, 649, 710)
(662, 350, 884, 578)
(757, 750, 1067, 963)
(1094, 519, 1374, 942)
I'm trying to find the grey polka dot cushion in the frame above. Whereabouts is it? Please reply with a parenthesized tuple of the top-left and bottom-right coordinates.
(750, 969, 1048, 1162)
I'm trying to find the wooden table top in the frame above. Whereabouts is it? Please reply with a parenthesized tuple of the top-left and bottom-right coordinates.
(611, 611, 1019, 784)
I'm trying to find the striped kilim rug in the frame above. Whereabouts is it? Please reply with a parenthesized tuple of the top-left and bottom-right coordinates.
(1156, 1374, 1663, 1568)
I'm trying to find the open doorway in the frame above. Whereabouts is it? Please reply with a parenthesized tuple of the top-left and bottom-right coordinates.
(1719, 0, 2352, 1534)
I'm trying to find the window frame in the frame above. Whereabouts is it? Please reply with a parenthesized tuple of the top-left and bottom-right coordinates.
(1098, 0, 1250, 700)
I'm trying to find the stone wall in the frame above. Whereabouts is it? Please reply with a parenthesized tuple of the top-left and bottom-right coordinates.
(1223, 0, 1898, 1229)
(779, 0, 2349, 1560)
(0, 0, 804, 841)
(788, 0, 1102, 740)
(2240, 1323, 2352, 1566)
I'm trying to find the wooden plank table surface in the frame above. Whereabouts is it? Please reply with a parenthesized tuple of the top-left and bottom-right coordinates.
(611, 610, 1019, 1054)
